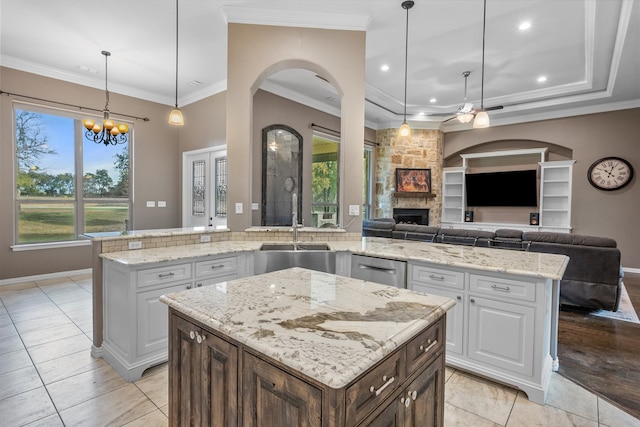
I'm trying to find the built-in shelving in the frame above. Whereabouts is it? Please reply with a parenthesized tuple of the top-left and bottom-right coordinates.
(539, 160, 575, 231)
(441, 167, 466, 223)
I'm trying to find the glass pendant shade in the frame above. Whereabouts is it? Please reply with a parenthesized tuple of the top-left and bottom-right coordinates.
(168, 108, 184, 126)
(458, 113, 474, 124)
(398, 121, 412, 138)
(473, 110, 490, 128)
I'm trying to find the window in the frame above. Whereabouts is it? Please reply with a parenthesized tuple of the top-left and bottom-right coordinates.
(14, 105, 131, 244)
(311, 133, 339, 227)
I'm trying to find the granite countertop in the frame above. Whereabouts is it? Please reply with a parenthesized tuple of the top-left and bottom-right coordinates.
(101, 237, 568, 281)
(160, 267, 455, 389)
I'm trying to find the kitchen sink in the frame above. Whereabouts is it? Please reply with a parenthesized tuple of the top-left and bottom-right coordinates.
(255, 243, 335, 274)
(259, 243, 331, 251)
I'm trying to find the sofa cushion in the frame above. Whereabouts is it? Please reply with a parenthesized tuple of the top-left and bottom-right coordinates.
(523, 232, 617, 248)
(392, 224, 439, 242)
(362, 218, 396, 238)
(495, 229, 523, 239)
(436, 229, 496, 247)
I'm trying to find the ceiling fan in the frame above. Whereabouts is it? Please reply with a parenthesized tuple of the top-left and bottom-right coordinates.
(438, 71, 503, 124)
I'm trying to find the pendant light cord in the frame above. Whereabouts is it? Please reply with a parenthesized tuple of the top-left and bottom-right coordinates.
(103, 51, 110, 111)
(403, 2, 410, 121)
(174, 0, 179, 109)
(480, 0, 487, 110)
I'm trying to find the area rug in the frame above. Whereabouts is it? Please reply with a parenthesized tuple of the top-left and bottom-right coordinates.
(592, 283, 640, 324)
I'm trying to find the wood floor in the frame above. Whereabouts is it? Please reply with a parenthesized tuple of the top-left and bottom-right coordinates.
(557, 272, 640, 420)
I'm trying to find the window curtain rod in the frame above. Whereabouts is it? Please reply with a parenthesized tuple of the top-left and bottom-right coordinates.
(309, 122, 378, 145)
(0, 90, 150, 122)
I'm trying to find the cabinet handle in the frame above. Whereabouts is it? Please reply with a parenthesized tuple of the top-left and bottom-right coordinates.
(419, 339, 438, 354)
(196, 283, 203, 287)
(456, 295, 462, 300)
(210, 264, 225, 270)
(189, 331, 196, 340)
(428, 274, 445, 281)
(491, 284, 510, 292)
(158, 272, 175, 279)
(401, 396, 411, 408)
(369, 375, 395, 396)
(410, 390, 418, 401)
(186, 285, 192, 289)
(359, 265, 395, 274)
(470, 298, 475, 303)
(196, 333, 206, 344)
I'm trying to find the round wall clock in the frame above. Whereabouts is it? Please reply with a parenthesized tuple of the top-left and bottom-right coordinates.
(587, 157, 634, 191)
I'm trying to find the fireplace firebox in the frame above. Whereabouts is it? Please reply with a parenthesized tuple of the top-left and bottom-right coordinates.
(393, 208, 429, 225)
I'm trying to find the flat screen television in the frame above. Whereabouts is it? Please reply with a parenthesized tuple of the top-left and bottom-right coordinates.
(465, 170, 538, 207)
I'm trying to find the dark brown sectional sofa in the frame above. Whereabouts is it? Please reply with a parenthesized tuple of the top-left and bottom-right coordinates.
(362, 218, 623, 312)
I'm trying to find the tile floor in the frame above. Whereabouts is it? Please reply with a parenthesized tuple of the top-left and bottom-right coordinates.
(1, 273, 640, 427)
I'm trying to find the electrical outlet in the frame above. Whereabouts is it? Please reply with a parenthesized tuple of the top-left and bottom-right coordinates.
(146, 201, 156, 208)
(157, 201, 167, 208)
(200, 235, 211, 243)
(128, 241, 142, 250)
(235, 203, 243, 214)
(349, 205, 360, 216)
(251, 203, 259, 211)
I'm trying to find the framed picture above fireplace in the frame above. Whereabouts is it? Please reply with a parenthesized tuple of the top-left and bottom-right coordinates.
(395, 168, 432, 196)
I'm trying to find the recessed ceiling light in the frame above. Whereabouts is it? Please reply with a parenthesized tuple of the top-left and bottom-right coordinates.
(519, 21, 531, 31)
(537, 76, 548, 83)
(380, 64, 390, 72)
(429, 98, 437, 103)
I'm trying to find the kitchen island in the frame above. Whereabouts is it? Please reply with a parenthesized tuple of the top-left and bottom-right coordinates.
(160, 267, 455, 426)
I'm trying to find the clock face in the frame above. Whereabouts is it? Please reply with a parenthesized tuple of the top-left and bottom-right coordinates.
(284, 176, 295, 192)
(587, 157, 634, 191)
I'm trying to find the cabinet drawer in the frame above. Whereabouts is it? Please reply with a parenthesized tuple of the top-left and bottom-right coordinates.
(406, 317, 445, 375)
(410, 264, 465, 290)
(346, 349, 406, 426)
(470, 274, 536, 302)
(195, 256, 237, 278)
(193, 273, 238, 289)
(136, 263, 192, 288)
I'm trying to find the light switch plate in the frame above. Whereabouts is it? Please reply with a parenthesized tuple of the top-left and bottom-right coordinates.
(146, 201, 156, 208)
(235, 203, 243, 214)
(157, 201, 167, 208)
(251, 203, 259, 211)
(349, 205, 360, 216)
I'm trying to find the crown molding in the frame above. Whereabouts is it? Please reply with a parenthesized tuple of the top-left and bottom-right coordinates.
(220, 5, 371, 31)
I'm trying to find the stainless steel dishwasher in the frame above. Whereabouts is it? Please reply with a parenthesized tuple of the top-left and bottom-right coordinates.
(350, 254, 407, 288)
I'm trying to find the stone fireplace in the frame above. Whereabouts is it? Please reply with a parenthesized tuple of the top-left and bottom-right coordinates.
(374, 128, 444, 226)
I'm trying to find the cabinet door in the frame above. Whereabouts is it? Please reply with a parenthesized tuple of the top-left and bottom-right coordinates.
(169, 314, 239, 427)
(404, 353, 445, 427)
(200, 330, 238, 427)
(170, 314, 203, 427)
(138, 282, 192, 357)
(243, 352, 321, 427)
(468, 296, 535, 376)
(410, 283, 463, 356)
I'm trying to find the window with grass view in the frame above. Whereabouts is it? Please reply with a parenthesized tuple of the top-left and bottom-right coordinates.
(14, 106, 131, 244)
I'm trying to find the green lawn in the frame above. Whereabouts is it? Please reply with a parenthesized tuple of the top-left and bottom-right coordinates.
(18, 202, 129, 243)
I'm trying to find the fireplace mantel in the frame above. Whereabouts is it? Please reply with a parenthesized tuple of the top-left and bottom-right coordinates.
(393, 192, 436, 198)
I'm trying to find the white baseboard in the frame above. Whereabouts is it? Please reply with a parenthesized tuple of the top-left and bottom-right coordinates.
(0, 268, 93, 287)
(622, 267, 640, 275)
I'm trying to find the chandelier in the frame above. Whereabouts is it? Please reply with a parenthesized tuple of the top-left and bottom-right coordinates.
(398, 0, 414, 139)
(83, 51, 129, 146)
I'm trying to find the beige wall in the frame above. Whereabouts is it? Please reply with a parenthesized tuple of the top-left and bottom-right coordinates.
(226, 23, 366, 232)
(443, 108, 640, 269)
(0, 68, 181, 280)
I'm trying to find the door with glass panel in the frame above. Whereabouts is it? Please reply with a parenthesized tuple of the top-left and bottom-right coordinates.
(182, 147, 227, 228)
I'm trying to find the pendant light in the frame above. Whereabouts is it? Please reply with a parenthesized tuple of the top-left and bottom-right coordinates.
(168, 0, 184, 126)
(473, 0, 490, 129)
(398, 1, 414, 138)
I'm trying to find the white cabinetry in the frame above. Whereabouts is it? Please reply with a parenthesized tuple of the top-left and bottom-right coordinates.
(441, 167, 466, 223)
(103, 252, 251, 381)
(539, 160, 575, 232)
(408, 261, 553, 404)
